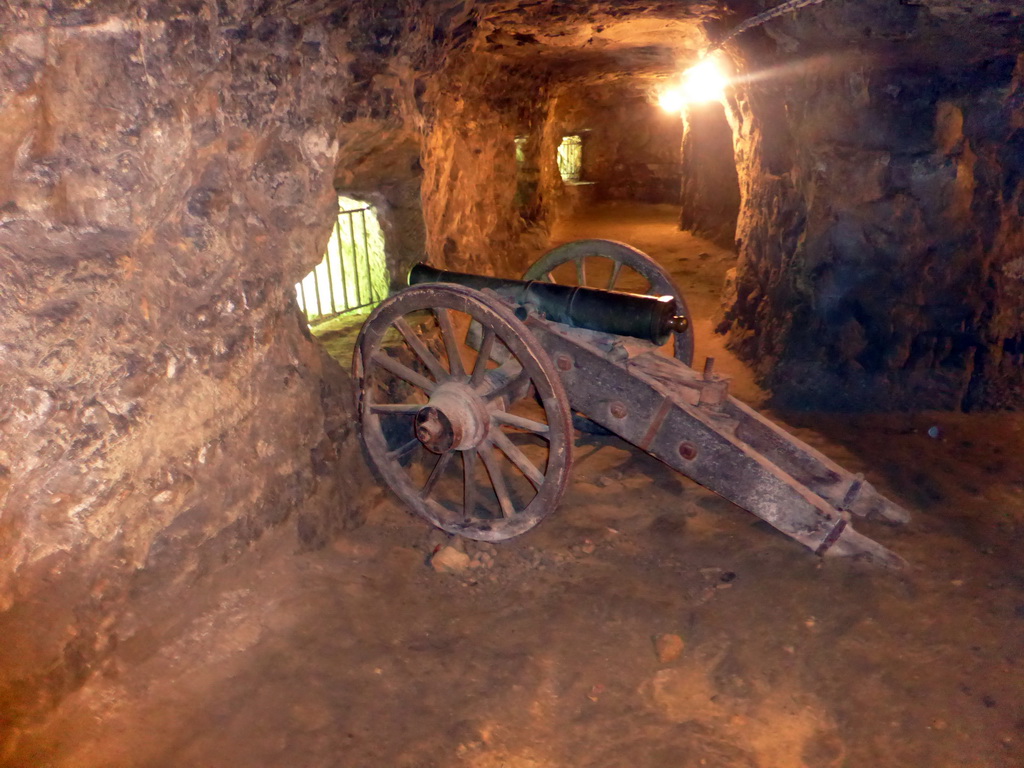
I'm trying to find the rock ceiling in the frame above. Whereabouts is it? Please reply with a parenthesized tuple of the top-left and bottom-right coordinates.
(470, 2, 720, 80)
(454, 0, 1022, 83)
(264, 0, 1021, 87)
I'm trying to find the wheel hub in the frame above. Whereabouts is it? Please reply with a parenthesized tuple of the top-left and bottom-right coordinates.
(414, 382, 490, 453)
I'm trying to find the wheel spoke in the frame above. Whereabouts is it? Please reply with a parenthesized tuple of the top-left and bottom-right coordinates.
(387, 437, 420, 461)
(575, 257, 586, 285)
(434, 307, 466, 379)
(607, 259, 623, 290)
(484, 369, 529, 402)
(490, 429, 545, 488)
(369, 402, 423, 415)
(491, 409, 550, 435)
(480, 443, 516, 518)
(421, 450, 454, 498)
(470, 328, 497, 387)
(371, 351, 436, 394)
(393, 317, 448, 381)
(463, 448, 477, 520)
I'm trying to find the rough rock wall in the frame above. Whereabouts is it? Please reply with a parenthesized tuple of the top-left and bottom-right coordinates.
(326, 0, 444, 288)
(723, 52, 1024, 410)
(333, 127, 426, 290)
(679, 100, 740, 249)
(0, 3, 376, 729)
(421, 55, 554, 277)
(553, 83, 683, 204)
(535, 88, 577, 223)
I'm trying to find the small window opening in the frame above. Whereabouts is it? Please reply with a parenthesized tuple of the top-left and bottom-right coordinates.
(557, 135, 583, 182)
(296, 195, 388, 325)
(514, 136, 528, 166)
(514, 136, 534, 213)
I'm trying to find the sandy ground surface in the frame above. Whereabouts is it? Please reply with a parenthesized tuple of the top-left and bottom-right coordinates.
(7, 203, 1023, 767)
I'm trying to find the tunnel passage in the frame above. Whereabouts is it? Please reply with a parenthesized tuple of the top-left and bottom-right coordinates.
(2, 0, 1024, 753)
(553, 82, 685, 206)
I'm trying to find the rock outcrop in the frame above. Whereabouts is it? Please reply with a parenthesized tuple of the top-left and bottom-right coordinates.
(722, 37, 1024, 410)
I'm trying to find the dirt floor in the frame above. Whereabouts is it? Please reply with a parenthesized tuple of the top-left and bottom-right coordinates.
(7, 203, 1023, 767)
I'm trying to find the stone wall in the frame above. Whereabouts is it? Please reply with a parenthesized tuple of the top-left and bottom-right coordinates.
(679, 100, 740, 249)
(722, 51, 1024, 410)
(421, 55, 557, 277)
(0, 2, 378, 730)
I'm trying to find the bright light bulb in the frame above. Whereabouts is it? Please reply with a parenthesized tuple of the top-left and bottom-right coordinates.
(658, 86, 686, 113)
(681, 58, 727, 104)
(657, 56, 728, 113)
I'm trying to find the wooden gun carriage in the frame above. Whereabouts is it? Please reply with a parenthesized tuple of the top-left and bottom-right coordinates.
(352, 240, 909, 568)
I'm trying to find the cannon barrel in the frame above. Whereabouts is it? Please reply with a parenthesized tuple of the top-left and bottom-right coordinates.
(409, 263, 688, 345)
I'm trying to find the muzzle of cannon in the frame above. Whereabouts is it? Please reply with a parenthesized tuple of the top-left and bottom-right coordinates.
(409, 263, 689, 346)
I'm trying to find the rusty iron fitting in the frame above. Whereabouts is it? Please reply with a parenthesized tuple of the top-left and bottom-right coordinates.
(678, 442, 698, 460)
(702, 356, 715, 381)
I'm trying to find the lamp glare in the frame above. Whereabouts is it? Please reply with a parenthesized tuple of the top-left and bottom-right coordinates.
(658, 57, 728, 113)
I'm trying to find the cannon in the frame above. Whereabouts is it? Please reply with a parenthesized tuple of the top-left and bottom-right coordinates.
(352, 239, 909, 568)
(408, 263, 691, 346)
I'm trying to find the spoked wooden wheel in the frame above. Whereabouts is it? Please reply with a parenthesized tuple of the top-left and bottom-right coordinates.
(353, 284, 573, 541)
(523, 238, 695, 365)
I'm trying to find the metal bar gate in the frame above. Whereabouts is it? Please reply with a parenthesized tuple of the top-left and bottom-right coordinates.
(296, 204, 385, 322)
